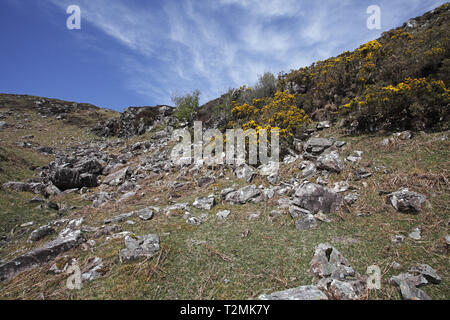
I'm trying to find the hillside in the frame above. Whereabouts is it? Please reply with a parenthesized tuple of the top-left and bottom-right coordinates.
(0, 5, 449, 301)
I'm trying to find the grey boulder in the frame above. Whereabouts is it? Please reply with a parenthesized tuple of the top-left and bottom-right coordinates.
(388, 188, 426, 213)
(119, 234, 160, 263)
(293, 183, 342, 214)
(259, 285, 328, 300)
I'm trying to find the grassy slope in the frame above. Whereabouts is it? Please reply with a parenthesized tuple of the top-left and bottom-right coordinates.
(0, 95, 118, 235)
(0, 124, 448, 300)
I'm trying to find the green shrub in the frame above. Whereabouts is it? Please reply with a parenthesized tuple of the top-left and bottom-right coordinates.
(172, 90, 200, 123)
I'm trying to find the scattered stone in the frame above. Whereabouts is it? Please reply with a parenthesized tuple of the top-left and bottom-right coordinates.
(259, 285, 328, 300)
(317, 278, 366, 300)
(390, 273, 431, 300)
(193, 196, 215, 210)
(103, 167, 130, 186)
(165, 203, 190, 217)
(225, 185, 261, 204)
(289, 205, 311, 219)
(353, 168, 372, 181)
(104, 212, 134, 224)
(217, 210, 231, 220)
(391, 234, 405, 244)
(344, 193, 358, 206)
(315, 211, 332, 223)
(267, 173, 280, 185)
(300, 161, 316, 179)
(235, 164, 255, 182)
(28, 225, 55, 242)
(186, 217, 203, 225)
(317, 151, 345, 173)
(317, 121, 331, 130)
(220, 187, 235, 199)
(292, 183, 342, 214)
(136, 208, 155, 221)
(119, 234, 160, 263)
(304, 138, 333, 155)
(395, 131, 413, 140)
(81, 257, 105, 282)
(408, 264, 441, 284)
(20, 221, 35, 228)
(310, 243, 355, 280)
(408, 228, 421, 240)
(248, 212, 260, 221)
(198, 176, 215, 188)
(295, 214, 317, 230)
(331, 181, 349, 193)
(388, 188, 426, 213)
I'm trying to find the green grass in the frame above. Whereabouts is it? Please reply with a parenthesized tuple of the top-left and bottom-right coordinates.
(0, 120, 448, 300)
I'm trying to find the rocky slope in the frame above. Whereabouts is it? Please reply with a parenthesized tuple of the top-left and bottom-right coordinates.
(0, 93, 448, 299)
(0, 5, 449, 300)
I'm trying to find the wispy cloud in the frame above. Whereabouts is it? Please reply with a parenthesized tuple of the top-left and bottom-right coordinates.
(43, 0, 447, 107)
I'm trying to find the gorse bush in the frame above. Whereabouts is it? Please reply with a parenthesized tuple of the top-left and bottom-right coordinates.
(231, 90, 309, 140)
(172, 90, 200, 123)
(276, 3, 450, 131)
(342, 77, 450, 132)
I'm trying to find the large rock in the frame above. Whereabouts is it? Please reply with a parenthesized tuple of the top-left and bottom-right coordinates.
(74, 158, 104, 175)
(119, 234, 160, 263)
(103, 167, 130, 186)
(92, 106, 174, 138)
(317, 151, 345, 173)
(225, 185, 261, 204)
(310, 243, 355, 280)
(304, 138, 333, 155)
(388, 188, 426, 213)
(0, 231, 84, 281)
(258, 285, 328, 300)
(295, 214, 317, 230)
(136, 208, 155, 221)
(51, 168, 98, 191)
(390, 273, 431, 300)
(293, 183, 342, 214)
(317, 278, 366, 300)
(235, 164, 255, 182)
(408, 264, 441, 284)
(193, 196, 215, 210)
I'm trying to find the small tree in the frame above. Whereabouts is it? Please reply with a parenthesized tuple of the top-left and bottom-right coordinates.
(172, 90, 200, 123)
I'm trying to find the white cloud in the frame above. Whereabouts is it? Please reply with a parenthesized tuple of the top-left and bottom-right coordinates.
(43, 0, 447, 107)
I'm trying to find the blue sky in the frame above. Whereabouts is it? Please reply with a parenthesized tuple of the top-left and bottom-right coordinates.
(0, 0, 446, 111)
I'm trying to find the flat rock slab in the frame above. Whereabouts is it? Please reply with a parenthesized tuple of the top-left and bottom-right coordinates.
(104, 212, 134, 224)
(119, 234, 160, 263)
(225, 185, 261, 204)
(258, 285, 328, 300)
(192, 196, 215, 211)
(293, 183, 342, 214)
(0, 231, 84, 281)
